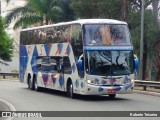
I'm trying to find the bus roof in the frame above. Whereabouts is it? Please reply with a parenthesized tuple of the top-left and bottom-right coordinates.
(21, 19, 127, 32)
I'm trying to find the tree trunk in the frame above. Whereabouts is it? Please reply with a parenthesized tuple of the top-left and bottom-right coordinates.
(152, 0, 158, 29)
(155, 41, 160, 81)
(143, 27, 147, 80)
(46, 18, 48, 25)
(121, 0, 127, 21)
(152, 0, 159, 81)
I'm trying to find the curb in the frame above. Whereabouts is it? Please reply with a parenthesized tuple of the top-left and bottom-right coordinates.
(0, 98, 16, 120)
(134, 90, 160, 97)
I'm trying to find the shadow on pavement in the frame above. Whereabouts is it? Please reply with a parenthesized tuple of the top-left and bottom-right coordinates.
(23, 87, 130, 101)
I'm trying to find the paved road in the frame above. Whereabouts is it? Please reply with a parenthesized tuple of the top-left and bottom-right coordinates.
(0, 79, 160, 120)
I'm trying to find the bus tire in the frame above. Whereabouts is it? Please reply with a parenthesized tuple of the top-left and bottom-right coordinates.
(109, 94, 116, 99)
(28, 75, 32, 90)
(33, 77, 39, 91)
(67, 81, 76, 99)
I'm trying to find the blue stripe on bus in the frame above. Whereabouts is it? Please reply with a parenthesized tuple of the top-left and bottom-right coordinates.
(84, 46, 133, 50)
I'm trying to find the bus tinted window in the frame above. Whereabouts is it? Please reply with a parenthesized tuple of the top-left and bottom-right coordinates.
(20, 24, 83, 64)
(63, 57, 72, 74)
(85, 50, 133, 76)
(36, 56, 59, 73)
(83, 24, 131, 46)
(20, 24, 82, 45)
(36, 56, 72, 74)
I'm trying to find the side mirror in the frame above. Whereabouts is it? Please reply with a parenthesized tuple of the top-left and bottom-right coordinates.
(134, 58, 139, 72)
(77, 60, 83, 71)
(77, 59, 84, 77)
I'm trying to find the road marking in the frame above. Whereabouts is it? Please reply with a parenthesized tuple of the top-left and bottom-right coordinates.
(0, 98, 16, 120)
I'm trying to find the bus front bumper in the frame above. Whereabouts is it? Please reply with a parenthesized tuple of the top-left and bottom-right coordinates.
(84, 83, 134, 95)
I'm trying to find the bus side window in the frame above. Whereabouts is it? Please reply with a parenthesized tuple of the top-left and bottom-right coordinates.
(63, 57, 72, 74)
(37, 64, 42, 71)
(36, 57, 42, 71)
(50, 57, 59, 73)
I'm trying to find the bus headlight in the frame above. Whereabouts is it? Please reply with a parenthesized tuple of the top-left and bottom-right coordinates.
(86, 79, 93, 84)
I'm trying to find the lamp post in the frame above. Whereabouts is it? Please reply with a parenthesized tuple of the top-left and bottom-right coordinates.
(0, 0, 1, 16)
(140, 0, 144, 80)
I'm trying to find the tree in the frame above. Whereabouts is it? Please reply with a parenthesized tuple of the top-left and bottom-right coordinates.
(152, 0, 160, 81)
(6, 0, 64, 29)
(70, 0, 122, 19)
(122, 0, 127, 21)
(60, 0, 75, 21)
(127, 0, 159, 80)
(0, 16, 13, 63)
(70, 0, 160, 81)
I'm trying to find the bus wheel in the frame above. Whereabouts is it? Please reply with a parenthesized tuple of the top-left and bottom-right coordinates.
(67, 82, 75, 99)
(109, 94, 116, 99)
(33, 78, 39, 91)
(28, 77, 32, 90)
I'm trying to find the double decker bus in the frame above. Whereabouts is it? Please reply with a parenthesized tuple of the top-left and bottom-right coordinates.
(20, 19, 138, 98)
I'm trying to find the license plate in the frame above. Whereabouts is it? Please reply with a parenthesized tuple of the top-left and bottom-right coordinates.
(108, 89, 116, 93)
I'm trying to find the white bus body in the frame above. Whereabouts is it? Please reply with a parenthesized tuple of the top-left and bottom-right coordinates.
(20, 19, 135, 98)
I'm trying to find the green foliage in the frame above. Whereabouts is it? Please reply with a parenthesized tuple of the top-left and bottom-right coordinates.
(130, 9, 154, 57)
(0, 17, 13, 62)
(70, 0, 160, 80)
(60, 0, 75, 21)
(145, 10, 155, 58)
(6, 0, 64, 29)
(70, 0, 122, 19)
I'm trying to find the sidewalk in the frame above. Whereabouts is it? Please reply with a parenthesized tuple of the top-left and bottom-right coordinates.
(0, 100, 11, 120)
(134, 86, 160, 93)
(0, 101, 11, 111)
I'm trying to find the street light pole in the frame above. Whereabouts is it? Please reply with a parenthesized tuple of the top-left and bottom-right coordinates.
(140, 0, 144, 80)
(0, 0, 1, 16)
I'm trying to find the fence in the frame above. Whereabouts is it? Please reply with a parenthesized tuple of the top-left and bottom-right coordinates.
(0, 73, 19, 79)
(0, 73, 160, 91)
(134, 80, 160, 91)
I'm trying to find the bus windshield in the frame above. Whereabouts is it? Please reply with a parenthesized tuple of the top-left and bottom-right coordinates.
(83, 24, 131, 46)
(85, 50, 133, 76)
